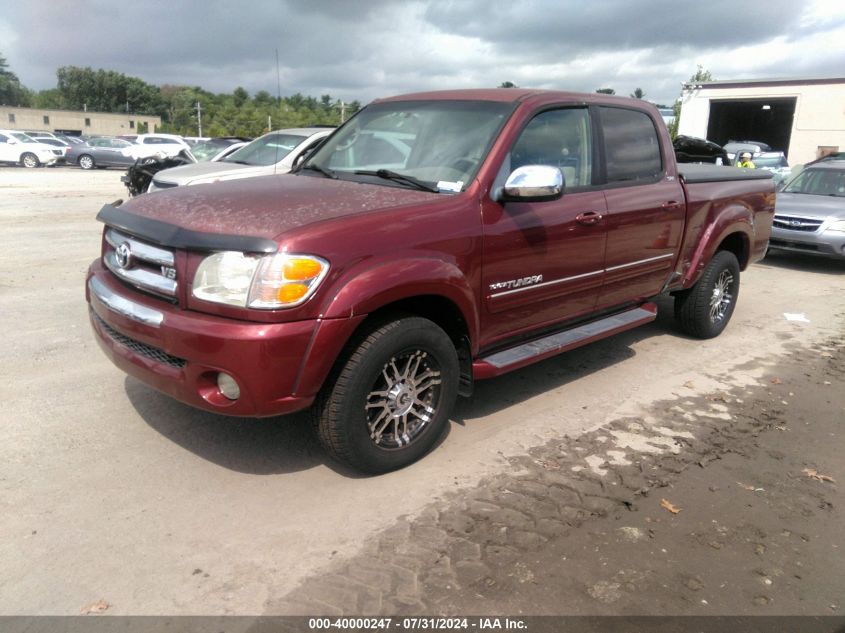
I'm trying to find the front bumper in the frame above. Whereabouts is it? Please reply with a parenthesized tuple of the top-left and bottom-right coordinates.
(86, 261, 322, 417)
(769, 226, 845, 259)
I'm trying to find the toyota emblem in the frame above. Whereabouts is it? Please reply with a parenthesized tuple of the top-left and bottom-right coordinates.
(115, 242, 132, 269)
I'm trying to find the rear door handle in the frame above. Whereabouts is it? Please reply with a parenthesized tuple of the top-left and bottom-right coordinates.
(576, 211, 603, 225)
(662, 200, 682, 209)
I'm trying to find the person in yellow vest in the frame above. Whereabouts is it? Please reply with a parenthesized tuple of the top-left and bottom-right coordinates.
(736, 151, 756, 168)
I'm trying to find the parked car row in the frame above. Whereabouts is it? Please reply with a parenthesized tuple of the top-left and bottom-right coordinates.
(0, 130, 66, 167)
(0, 130, 244, 170)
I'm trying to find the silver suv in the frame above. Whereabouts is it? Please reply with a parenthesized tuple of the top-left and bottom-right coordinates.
(770, 160, 845, 260)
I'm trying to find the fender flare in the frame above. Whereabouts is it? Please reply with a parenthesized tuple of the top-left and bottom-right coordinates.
(292, 257, 479, 397)
(682, 205, 753, 288)
(320, 257, 478, 337)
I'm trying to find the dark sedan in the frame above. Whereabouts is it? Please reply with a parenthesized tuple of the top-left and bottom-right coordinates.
(66, 137, 137, 170)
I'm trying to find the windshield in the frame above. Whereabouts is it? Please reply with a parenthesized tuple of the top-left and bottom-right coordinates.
(223, 132, 307, 166)
(191, 140, 229, 162)
(303, 100, 513, 192)
(11, 132, 36, 143)
(783, 168, 845, 197)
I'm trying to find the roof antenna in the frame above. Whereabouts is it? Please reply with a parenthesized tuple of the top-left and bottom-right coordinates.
(274, 48, 282, 175)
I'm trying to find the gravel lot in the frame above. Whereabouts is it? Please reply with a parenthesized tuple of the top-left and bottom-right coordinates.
(1, 167, 843, 617)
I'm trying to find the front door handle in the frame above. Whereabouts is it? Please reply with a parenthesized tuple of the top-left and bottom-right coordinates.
(576, 211, 603, 225)
(662, 200, 682, 209)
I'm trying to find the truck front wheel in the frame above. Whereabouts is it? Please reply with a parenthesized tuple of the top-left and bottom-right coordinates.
(314, 316, 459, 474)
(674, 250, 740, 339)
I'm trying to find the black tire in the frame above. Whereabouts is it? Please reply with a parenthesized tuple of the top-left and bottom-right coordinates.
(314, 316, 459, 474)
(78, 154, 95, 170)
(674, 250, 740, 339)
(21, 153, 39, 168)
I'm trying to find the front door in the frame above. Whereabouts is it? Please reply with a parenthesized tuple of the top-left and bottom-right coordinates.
(480, 107, 607, 348)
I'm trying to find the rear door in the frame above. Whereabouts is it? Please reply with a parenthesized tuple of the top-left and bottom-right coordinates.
(480, 106, 608, 346)
(595, 106, 686, 309)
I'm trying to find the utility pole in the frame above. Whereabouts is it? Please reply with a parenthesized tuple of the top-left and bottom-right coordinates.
(196, 101, 202, 137)
(339, 100, 347, 123)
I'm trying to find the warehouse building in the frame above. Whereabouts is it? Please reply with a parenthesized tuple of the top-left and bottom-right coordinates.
(677, 76, 845, 165)
(1, 106, 160, 137)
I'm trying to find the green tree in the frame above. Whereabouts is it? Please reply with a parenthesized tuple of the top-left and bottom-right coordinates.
(630, 87, 646, 99)
(499, 81, 518, 88)
(232, 86, 249, 108)
(56, 66, 163, 115)
(32, 88, 62, 109)
(668, 65, 714, 139)
(0, 52, 31, 106)
(596, 88, 615, 95)
(254, 90, 274, 106)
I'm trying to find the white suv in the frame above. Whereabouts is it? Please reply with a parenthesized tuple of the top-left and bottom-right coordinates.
(0, 130, 61, 167)
(147, 128, 332, 192)
(126, 134, 191, 161)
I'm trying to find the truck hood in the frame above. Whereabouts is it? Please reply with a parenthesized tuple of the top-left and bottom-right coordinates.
(152, 161, 262, 185)
(119, 173, 441, 241)
(775, 192, 845, 220)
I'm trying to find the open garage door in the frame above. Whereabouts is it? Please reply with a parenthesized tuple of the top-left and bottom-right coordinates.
(707, 98, 796, 154)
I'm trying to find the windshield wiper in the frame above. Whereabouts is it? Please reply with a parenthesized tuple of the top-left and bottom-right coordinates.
(298, 164, 338, 179)
(354, 169, 439, 193)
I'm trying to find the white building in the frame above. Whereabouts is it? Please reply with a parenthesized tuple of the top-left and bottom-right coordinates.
(677, 77, 845, 165)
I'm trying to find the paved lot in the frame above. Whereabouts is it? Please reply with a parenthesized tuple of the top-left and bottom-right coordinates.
(1, 167, 843, 616)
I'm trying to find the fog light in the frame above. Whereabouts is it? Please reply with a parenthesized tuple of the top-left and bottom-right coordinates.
(217, 373, 240, 400)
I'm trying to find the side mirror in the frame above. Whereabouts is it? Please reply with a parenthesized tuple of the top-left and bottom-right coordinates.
(499, 165, 563, 202)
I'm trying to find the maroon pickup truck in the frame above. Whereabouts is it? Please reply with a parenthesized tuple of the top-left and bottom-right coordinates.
(86, 89, 775, 473)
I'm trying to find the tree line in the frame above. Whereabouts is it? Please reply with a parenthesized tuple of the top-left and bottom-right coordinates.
(0, 54, 360, 137)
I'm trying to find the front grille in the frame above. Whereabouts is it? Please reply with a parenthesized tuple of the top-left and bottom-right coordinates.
(51, 149, 62, 156)
(773, 215, 824, 232)
(93, 312, 186, 369)
(104, 228, 178, 300)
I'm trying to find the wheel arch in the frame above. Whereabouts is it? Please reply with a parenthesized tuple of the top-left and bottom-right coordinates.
(295, 287, 476, 400)
(681, 211, 753, 290)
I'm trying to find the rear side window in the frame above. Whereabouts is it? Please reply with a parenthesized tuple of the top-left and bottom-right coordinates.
(599, 107, 662, 183)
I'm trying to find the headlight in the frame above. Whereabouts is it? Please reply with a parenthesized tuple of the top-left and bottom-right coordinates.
(193, 251, 329, 309)
(827, 220, 845, 233)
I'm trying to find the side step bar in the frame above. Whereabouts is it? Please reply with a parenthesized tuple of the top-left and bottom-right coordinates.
(473, 303, 657, 379)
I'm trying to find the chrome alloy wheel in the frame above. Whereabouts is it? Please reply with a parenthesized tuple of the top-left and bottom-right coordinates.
(709, 269, 734, 323)
(365, 350, 442, 449)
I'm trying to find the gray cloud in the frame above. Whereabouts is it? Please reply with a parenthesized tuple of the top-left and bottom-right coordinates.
(1, 0, 843, 107)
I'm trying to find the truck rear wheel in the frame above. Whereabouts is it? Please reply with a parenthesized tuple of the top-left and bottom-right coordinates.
(674, 250, 740, 339)
(314, 316, 459, 474)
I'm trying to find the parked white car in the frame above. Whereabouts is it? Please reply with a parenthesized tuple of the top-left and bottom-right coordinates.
(0, 130, 61, 167)
(125, 133, 191, 161)
(147, 128, 332, 192)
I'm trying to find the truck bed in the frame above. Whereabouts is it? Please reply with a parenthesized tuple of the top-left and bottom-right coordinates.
(679, 163, 773, 183)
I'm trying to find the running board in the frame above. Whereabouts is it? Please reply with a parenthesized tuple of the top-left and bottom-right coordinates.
(473, 303, 657, 379)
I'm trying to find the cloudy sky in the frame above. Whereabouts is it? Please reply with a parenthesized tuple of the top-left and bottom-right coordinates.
(2, 0, 844, 106)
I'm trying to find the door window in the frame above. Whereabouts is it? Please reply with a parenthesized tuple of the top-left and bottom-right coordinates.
(599, 107, 662, 183)
(510, 108, 592, 188)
